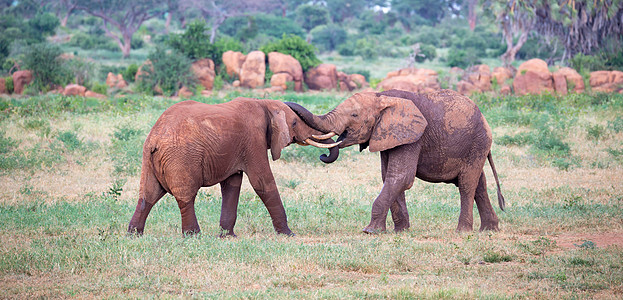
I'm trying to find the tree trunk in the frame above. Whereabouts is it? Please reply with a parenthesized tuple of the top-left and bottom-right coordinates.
(122, 31, 133, 58)
(502, 31, 528, 67)
(468, 0, 477, 31)
(165, 12, 172, 34)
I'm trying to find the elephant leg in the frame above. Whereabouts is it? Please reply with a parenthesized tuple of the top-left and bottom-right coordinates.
(390, 192, 410, 232)
(219, 171, 243, 237)
(474, 172, 500, 231)
(128, 172, 166, 235)
(456, 169, 484, 232)
(364, 144, 420, 234)
(381, 151, 411, 232)
(176, 196, 200, 236)
(246, 164, 293, 235)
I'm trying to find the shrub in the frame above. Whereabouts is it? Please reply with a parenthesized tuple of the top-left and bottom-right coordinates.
(260, 34, 321, 72)
(123, 64, 139, 83)
(414, 43, 437, 62)
(91, 82, 108, 95)
(22, 43, 71, 92)
(137, 47, 196, 96)
(337, 39, 355, 56)
(168, 20, 213, 61)
(310, 24, 347, 52)
(220, 14, 305, 40)
(446, 46, 481, 69)
(354, 38, 379, 60)
(4, 76, 13, 93)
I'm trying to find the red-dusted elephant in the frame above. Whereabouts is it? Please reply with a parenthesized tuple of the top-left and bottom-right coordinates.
(286, 89, 505, 233)
(128, 98, 339, 237)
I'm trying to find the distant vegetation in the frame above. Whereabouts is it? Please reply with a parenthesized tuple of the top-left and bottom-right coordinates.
(0, 0, 621, 95)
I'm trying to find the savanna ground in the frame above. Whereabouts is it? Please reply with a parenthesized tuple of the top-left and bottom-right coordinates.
(1, 90, 622, 298)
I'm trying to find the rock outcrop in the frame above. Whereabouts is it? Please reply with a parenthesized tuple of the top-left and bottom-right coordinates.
(239, 51, 265, 89)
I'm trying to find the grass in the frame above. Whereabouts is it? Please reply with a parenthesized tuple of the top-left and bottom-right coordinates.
(1, 91, 622, 298)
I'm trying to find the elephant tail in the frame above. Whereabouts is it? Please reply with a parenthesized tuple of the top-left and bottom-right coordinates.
(487, 151, 506, 211)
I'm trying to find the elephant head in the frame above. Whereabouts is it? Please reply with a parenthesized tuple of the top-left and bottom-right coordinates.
(285, 92, 428, 158)
(268, 100, 341, 163)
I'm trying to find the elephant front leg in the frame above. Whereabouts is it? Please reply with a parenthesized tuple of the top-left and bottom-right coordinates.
(246, 166, 293, 236)
(364, 145, 419, 234)
(219, 172, 243, 237)
(390, 192, 410, 232)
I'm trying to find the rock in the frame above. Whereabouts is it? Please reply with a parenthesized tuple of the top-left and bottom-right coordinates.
(590, 70, 623, 93)
(232, 80, 241, 87)
(106, 72, 127, 89)
(12, 70, 33, 95)
(85, 90, 106, 99)
(552, 73, 568, 96)
(222, 50, 247, 78)
(553, 67, 585, 94)
(63, 84, 87, 96)
(191, 58, 215, 90)
(135, 60, 153, 82)
(268, 52, 303, 92)
(239, 51, 265, 89)
(349, 74, 368, 89)
(305, 64, 338, 91)
(0, 78, 6, 94)
(513, 59, 554, 95)
(377, 68, 439, 93)
(492, 67, 514, 85)
(270, 73, 294, 91)
(457, 64, 491, 95)
(178, 86, 194, 98)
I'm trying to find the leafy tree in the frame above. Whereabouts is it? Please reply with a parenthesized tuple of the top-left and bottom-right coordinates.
(185, 0, 279, 43)
(326, 0, 366, 22)
(22, 43, 71, 92)
(486, 0, 623, 65)
(137, 47, 196, 96)
(168, 20, 242, 67)
(391, 0, 460, 30)
(295, 4, 330, 39)
(260, 34, 321, 72)
(74, 0, 164, 58)
(219, 14, 305, 40)
(310, 24, 347, 52)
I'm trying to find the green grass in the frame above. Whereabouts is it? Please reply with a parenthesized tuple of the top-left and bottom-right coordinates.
(1, 91, 622, 298)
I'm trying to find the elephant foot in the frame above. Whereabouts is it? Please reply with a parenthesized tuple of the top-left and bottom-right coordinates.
(455, 223, 473, 233)
(219, 228, 237, 238)
(479, 222, 500, 232)
(277, 229, 295, 237)
(363, 225, 386, 234)
(127, 225, 144, 237)
(182, 228, 201, 237)
(394, 220, 410, 232)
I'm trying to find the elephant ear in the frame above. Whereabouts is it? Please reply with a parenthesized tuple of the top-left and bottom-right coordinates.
(369, 96, 428, 152)
(269, 109, 291, 161)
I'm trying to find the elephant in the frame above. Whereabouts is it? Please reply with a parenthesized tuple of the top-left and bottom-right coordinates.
(127, 98, 340, 237)
(285, 89, 505, 233)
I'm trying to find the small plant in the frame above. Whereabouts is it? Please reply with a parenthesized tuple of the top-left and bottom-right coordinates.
(607, 117, 623, 133)
(123, 64, 139, 83)
(91, 82, 108, 95)
(105, 178, 127, 201)
(57, 130, 83, 151)
(4, 76, 13, 94)
(586, 124, 606, 141)
(483, 250, 513, 263)
(284, 179, 301, 190)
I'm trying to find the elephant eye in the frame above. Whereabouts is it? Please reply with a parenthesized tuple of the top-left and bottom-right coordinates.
(351, 113, 358, 117)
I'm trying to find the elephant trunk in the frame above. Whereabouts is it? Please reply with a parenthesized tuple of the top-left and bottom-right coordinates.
(285, 102, 340, 163)
(284, 102, 333, 133)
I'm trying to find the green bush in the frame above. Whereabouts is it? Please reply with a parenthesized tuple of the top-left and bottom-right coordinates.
(354, 38, 379, 60)
(22, 43, 71, 92)
(4, 76, 13, 94)
(310, 24, 347, 52)
(91, 82, 108, 95)
(260, 34, 321, 72)
(337, 39, 355, 56)
(168, 20, 215, 60)
(219, 14, 305, 40)
(137, 47, 196, 96)
(446, 46, 480, 69)
(569, 53, 607, 75)
(123, 64, 139, 83)
(415, 43, 437, 62)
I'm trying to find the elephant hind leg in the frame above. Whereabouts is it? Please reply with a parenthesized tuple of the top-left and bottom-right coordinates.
(474, 172, 500, 231)
(219, 172, 243, 237)
(390, 192, 410, 232)
(128, 169, 166, 235)
(456, 170, 482, 232)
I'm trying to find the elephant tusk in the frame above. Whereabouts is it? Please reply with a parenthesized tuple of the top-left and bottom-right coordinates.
(296, 141, 309, 146)
(311, 132, 336, 140)
(304, 138, 342, 149)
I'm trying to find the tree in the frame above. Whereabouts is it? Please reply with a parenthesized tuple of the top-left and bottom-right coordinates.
(186, 0, 279, 44)
(74, 0, 164, 58)
(326, 0, 366, 22)
(487, 0, 623, 66)
(295, 4, 330, 41)
(391, 0, 461, 30)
